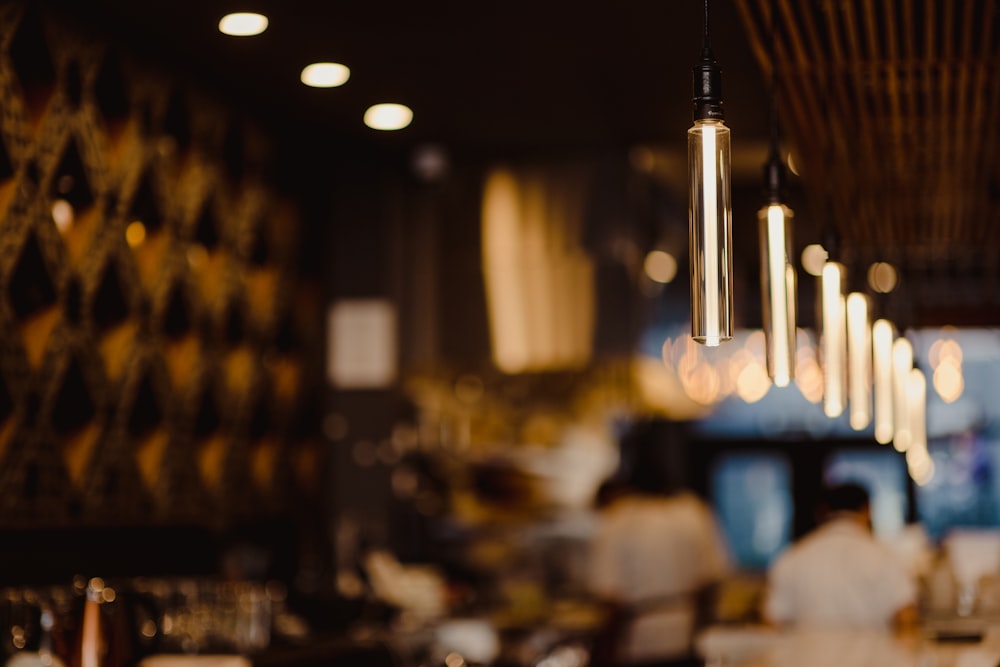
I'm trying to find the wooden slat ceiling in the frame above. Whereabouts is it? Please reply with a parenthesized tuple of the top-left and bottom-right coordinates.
(736, 0, 1000, 322)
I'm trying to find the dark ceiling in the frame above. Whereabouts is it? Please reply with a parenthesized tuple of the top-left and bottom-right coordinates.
(75, 0, 771, 151)
(67, 0, 1000, 326)
(738, 0, 1000, 327)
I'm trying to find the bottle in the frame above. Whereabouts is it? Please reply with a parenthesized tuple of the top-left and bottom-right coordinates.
(67, 578, 130, 667)
(70, 579, 104, 667)
(688, 31, 733, 347)
(5, 595, 66, 667)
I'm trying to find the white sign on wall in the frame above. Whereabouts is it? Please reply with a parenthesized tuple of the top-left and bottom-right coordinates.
(326, 299, 397, 389)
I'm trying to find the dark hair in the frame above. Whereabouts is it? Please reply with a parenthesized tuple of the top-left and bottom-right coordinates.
(823, 482, 870, 513)
(617, 419, 689, 495)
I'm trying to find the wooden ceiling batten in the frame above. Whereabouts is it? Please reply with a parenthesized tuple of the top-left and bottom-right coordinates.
(736, 0, 1000, 308)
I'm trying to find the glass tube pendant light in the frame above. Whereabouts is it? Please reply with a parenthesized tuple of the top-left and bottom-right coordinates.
(907, 368, 928, 453)
(905, 368, 933, 485)
(757, 9, 795, 387)
(759, 162, 796, 386)
(688, 0, 733, 347)
(872, 319, 895, 444)
(820, 261, 847, 418)
(845, 292, 872, 430)
(891, 336, 914, 452)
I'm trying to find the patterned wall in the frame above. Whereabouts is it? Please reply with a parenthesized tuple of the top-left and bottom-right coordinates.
(0, 1, 325, 528)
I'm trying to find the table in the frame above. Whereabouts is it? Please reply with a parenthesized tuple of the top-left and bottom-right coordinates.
(697, 626, 1000, 667)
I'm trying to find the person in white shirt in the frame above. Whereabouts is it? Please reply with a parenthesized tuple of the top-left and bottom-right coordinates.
(764, 482, 918, 630)
(587, 420, 730, 666)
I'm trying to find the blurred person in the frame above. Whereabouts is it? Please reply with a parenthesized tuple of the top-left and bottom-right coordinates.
(764, 482, 919, 630)
(587, 420, 730, 667)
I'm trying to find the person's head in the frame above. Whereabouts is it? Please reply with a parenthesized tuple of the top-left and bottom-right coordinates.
(819, 482, 872, 528)
(616, 419, 689, 497)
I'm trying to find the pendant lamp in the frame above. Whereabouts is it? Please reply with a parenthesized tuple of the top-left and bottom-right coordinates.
(757, 3, 796, 386)
(689, 0, 733, 347)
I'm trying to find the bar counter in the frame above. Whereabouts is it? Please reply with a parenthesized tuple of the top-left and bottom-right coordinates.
(697, 626, 1000, 667)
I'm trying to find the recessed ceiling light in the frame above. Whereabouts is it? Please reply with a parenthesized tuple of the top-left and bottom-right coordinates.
(364, 104, 413, 131)
(300, 63, 350, 88)
(218, 12, 269, 37)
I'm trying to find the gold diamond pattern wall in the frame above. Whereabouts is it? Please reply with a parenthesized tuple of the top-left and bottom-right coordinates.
(0, 1, 325, 527)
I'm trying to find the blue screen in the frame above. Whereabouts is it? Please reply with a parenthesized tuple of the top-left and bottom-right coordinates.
(915, 432, 1000, 540)
(711, 452, 792, 570)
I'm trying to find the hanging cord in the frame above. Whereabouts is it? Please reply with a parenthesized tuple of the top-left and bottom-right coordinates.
(764, 0, 785, 203)
(768, 0, 779, 154)
(703, 0, 711, 53)
(807, 0, 838, 251)
(693, 0, 724, 120)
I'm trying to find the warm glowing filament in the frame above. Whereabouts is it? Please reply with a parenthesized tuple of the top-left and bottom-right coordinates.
(821, 262, 846, 418)
(907, 368, 927, 453)
(892, 337, 914, 451)
(846, 293, 872, 430)
(702, 124, 719, 345)
(872, 319, 895, 444)
(766, 205, 792, 386)
(786, 266, 797, 356)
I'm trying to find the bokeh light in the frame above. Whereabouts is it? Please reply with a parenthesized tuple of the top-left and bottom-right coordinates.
(126, 221, 147, 247)
(867, 261, 898, 293)
(364, 103, 413, 130)
(800, 244, 828, 277)
(644, 250, 678, 284)
(52, 200, 74, 232)
(300, 62, 350, 88)
(218, 12, 269, 36)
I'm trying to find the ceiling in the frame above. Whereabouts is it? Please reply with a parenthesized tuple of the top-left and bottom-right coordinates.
(738, 0, 1000, 327)
(72, 0, 772, 149)
(68, 0, 1000, 326)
